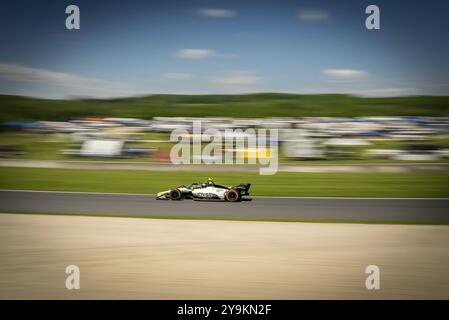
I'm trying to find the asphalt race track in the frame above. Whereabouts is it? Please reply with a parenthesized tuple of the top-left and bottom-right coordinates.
(0, 190, 448, 222)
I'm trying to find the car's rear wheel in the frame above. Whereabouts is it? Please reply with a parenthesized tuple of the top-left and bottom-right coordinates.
(170, 189, 182, 200)
(225, 189, 241, 202)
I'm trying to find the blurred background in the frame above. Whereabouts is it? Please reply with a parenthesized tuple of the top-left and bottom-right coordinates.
(1, 102, 449, 164)
(0, 0, 449, 195)
(1, 0, 449, 301)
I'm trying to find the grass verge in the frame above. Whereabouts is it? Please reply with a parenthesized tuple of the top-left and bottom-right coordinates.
(1, 212, 448, 225)
(1, 167, 449, 197)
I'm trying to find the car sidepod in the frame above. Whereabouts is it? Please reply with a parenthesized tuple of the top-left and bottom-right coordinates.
(191, 186, 227, 200)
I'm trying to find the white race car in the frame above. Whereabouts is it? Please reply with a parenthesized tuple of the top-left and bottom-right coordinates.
(156, 179, 251, 202)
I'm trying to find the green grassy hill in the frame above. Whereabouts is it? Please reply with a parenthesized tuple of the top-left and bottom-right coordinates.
(1, 93, 449, 121)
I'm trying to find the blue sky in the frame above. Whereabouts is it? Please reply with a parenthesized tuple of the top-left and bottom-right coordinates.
(0, 0, 449, 98)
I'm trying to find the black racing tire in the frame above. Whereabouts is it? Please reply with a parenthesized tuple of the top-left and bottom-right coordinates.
(169, 189, 182, 200)
(225, 189, 241, 202)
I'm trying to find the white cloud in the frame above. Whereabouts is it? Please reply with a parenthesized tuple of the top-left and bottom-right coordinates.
(161, 73, 193, 80)
(0, 62, 139, 98)
(175, 49, 237, 59)
(210, 71, 262, 86)
(298, 9, 329, 21)
(175, 49, 216, 59)
(198, 8, 236, 18)
(323, 69, 369, 82)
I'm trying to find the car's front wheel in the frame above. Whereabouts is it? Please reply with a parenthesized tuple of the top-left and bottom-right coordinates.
(170, 189, 182, 200)
(225, 189, 241, 202)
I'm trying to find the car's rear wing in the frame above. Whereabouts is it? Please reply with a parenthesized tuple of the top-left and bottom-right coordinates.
(232, 183, 251, 195)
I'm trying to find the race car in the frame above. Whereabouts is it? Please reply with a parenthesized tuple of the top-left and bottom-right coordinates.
(156, 178, 251, 202)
